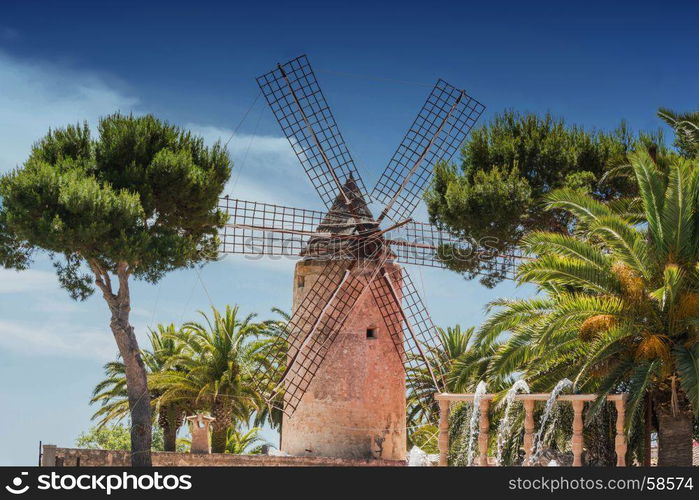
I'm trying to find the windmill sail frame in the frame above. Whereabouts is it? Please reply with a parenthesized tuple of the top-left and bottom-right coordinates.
(222, 55, 516, 416)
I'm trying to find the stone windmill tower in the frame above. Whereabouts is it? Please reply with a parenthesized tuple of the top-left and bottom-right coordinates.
(220, 55, 517, 460)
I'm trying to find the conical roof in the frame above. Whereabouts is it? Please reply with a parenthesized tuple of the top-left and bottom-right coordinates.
(301, 177, 379, 258)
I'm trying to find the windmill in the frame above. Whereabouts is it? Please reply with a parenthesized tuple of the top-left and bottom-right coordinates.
(219, 55, 517, 460)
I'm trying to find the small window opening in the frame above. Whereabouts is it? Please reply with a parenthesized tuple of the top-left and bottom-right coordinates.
(198, 420, 205, 429)
(366, 328, 378, 340)
(297, 275, 305, 288)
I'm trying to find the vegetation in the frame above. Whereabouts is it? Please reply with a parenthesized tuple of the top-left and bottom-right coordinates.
(150, 305, 263, 453)
(659, 108, 699, 158)
(424, 111, 662, 286)
(0, 114, 230, 465)
(10, 104, 699, 466)
(92, 305, 281, 455)
(407, 325, 483, 426)
(467, 148, 699, 465)
(75, 424, 187, 452)
(90, 325, 189, 452)
(225, 427, 269, 454)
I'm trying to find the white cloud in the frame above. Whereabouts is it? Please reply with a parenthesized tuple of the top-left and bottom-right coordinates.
(0, 319, 114, 359)
(0, 51, 139, 174)
(0, 268, 57, 294)
(185, 125, 329, 272)
(219, 252, 297, 274)
(186, 124, 319, 208)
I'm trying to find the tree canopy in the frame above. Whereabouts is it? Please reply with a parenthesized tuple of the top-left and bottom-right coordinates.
(424, 110, 663, 285)
(659, 107, 699, 158)
(0, 114, 230, 296)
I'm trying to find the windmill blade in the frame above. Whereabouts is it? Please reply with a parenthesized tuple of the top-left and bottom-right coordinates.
(370, 265, 445, 392)
(257, 55, 370, 209)
(373, 80, 484, 223)
(218, 197, 359, 259)
(253, 255, 387, 415)
(384, 220, 520, 279)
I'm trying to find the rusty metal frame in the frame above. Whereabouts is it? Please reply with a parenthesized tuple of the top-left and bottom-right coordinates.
(372, 79, 484, 223)
(256, 55, 370, 209)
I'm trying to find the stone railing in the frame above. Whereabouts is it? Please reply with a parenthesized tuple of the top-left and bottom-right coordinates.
(434, 393, 628, 467)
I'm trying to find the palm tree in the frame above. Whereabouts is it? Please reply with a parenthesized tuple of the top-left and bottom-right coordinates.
(225, 427, 270, 454)
(90, 324, 187, 452)
(146, 325, 190, 452)
(407, 325, 492, 427)
(476, 150, 699, 465)
(90, 361, 130, 427)
(247, 308, 289, 442)
(151, 305, 262, 453)
(658, 108, 699, 158)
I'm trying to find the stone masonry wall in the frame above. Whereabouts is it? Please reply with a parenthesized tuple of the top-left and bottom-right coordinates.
(41, 446, 404, 467)
(282, 259, 406, 460)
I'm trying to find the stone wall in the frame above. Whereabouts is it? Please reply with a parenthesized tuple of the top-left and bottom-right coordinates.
(41, 446, 405, 467)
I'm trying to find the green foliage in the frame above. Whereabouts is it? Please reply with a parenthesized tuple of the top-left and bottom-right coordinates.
(406, 325, 482, 427)
(658, 108, 699, 158)
(408, 424, 439, 454)
(0, 114, 231, 296)
(425, 162, 532, 247)
(149, 305, 269, 453)
(75, 424, 176, 451)
(424, 110, 662, 285)
(90, 309, 286, 453)
(225, 427, 269, 455)
(90, 324, 188, 428)
(674, 344, 699, 416)
(150, 306, 262, 420)
(76, 424, 132, 451)
(462, 150, 699, 461)
(0, 209, 32, 270)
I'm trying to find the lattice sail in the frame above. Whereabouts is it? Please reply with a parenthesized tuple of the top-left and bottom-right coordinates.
(257, 55, 370, 209)
(370, 266, 445, 393)
(384, 221, 519, 279)
(220, 198, 323, 257)
(252, 257, 388, 415)
(373, 79, 484, 223)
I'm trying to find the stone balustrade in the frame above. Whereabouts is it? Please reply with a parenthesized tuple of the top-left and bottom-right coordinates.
(435, 393, 628, 467)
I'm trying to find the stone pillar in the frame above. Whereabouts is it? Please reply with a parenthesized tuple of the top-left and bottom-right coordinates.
(42, 444, 57, 466)
(186, 414, 215, 454)
(614, 399, 627, 466)
(478, 399, 490, 466)
(571, 400, 584, 466)
(438, 398, 450, 466)
(523, 400, 535, 466)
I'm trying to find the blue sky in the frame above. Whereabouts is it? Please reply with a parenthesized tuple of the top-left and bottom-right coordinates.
(0, 0, 697, 465)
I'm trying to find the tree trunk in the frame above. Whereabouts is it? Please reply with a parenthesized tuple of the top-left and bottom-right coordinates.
(643, 396, 652, 467)
(210, 397, 232, 454)
(211, 427, 227, 454)
(111, 316, 152, 465)
(655, 390, 693, 466)
(159, 404, 183, 452)
(93, 261, 152, 466)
